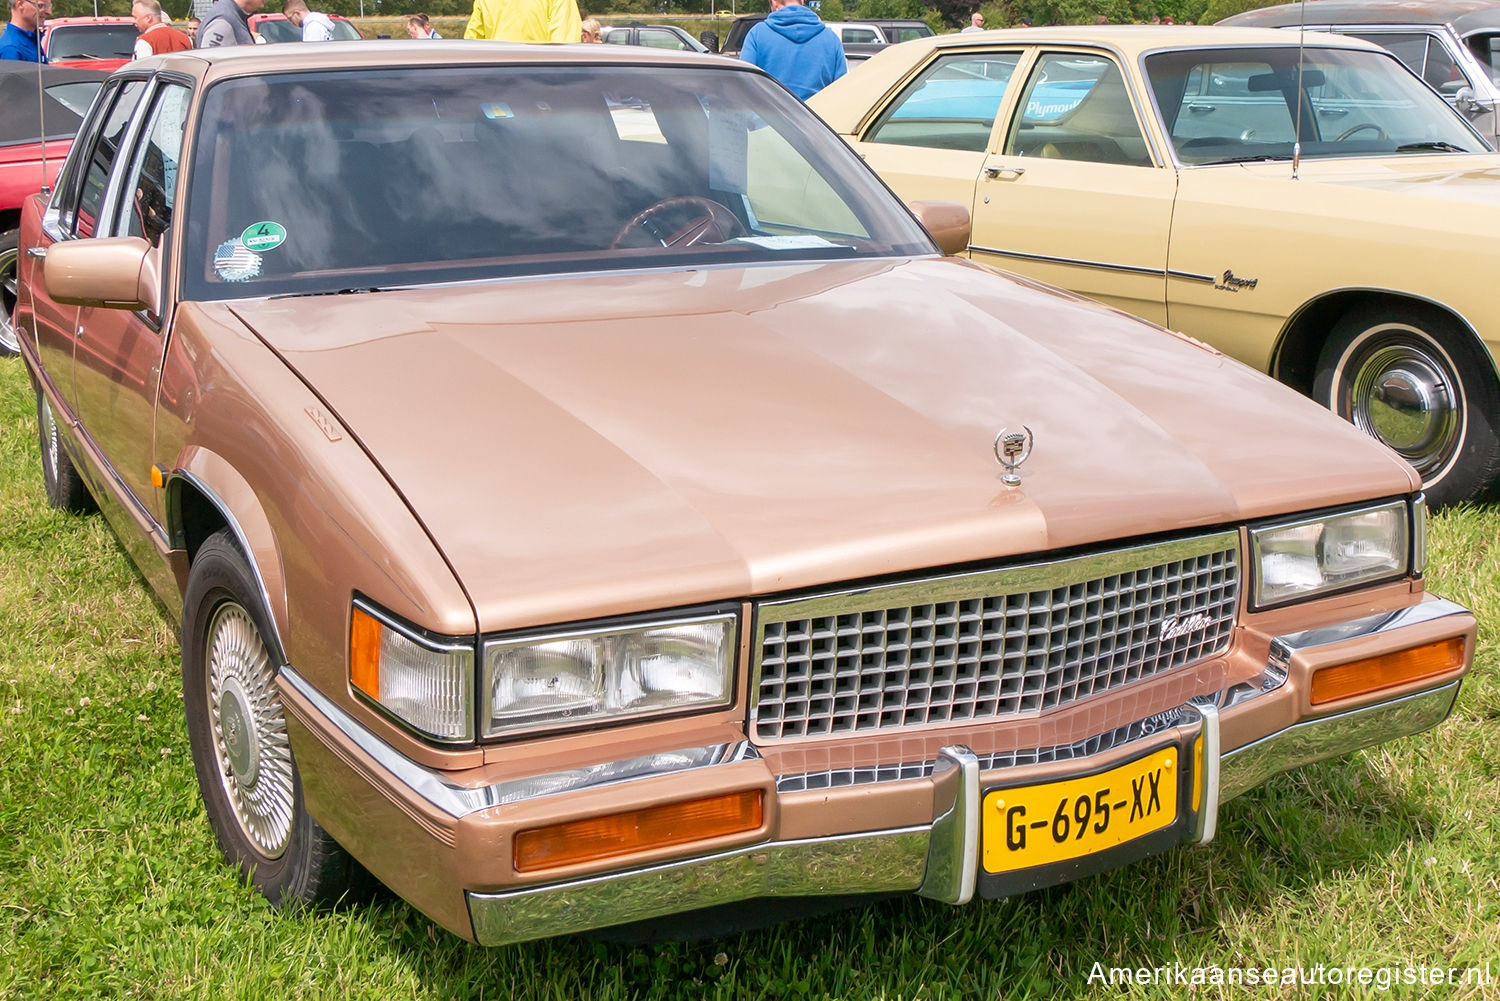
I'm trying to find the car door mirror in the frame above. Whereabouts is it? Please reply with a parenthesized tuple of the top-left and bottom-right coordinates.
(908, 200, 971, 256)
(44, 237, 158, 314)
(1454, 85, 1482, 114)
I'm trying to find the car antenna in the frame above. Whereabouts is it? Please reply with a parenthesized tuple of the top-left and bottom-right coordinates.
(1291, 0, 1306, 180)
(37, 46, 50, 195)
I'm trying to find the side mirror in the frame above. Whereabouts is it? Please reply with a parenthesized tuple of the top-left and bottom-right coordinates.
(44, 237, 158, 314)
(908, 200, 971, 256)
(1454, 85, 1482, 114)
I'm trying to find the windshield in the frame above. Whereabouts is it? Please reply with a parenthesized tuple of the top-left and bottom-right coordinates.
(1145, 45, 1487, 165)
(46, 24, 135, 60)
(183, 65, 933, 301)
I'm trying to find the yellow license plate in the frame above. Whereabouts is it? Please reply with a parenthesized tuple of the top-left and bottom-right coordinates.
(982, 746, 1180, 873)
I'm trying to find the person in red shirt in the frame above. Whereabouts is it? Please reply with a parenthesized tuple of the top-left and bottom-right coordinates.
(131, 0, 192, 57)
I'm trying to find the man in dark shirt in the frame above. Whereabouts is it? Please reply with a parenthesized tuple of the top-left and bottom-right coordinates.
(0, 0, 49, 62)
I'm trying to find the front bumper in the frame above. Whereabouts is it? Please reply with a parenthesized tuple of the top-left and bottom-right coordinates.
(278, 596, 1473, 946)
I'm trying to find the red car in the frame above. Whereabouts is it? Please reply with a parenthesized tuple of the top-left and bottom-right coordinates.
(0, 62, 107, 356)
(41, 16, 137, 72)
(247, 12, 363, 42)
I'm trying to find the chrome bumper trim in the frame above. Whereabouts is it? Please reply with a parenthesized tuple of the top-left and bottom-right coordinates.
(1268, 597, 1469, 664)
(279, 667, 757, 819)
(1219, 681, 1460, 802)
(1191, 702, 1221, 845)
(467, 826, 931, 946)
(918, 745, 979, 905)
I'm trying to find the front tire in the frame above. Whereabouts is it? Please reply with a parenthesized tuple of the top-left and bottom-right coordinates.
(182, 530, 362, 907)
(0, 229, 19, 357)
(1314, 305, 1500, 507)
(35, 390, 93, 512)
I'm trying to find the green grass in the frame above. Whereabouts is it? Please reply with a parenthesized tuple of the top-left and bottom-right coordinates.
(1, 356, 1496, 1000)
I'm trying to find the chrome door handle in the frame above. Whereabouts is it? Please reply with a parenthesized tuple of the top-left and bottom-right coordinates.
(1187, 103, 1216, 112)
(27, 246, 46, 258)
(983, 165, 1026, 179)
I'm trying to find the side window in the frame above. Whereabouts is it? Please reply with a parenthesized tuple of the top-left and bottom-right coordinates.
(842, 27, 880, 44)
(1421, 36, 1465, 92)
(639, 27, 688, 50)
(865, 51, 1020, 152)
(120, 84, 191, 249)
(70, 79, 147, 239)
(1004, 54, 1152, 165)
(1351, 32, 1427, 78)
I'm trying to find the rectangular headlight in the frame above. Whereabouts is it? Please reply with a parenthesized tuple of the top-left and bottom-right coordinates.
(350, 602, 475, 742)
(1251, 500, 1410, 608)
(482, 610, 736, 738)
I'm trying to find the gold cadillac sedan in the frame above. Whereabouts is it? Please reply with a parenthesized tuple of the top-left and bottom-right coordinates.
(811, 26, 1500, 507)
(12, 41, 1474, 944)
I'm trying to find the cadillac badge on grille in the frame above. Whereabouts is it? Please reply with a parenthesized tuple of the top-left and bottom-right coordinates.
(993, 426, 1034, 486)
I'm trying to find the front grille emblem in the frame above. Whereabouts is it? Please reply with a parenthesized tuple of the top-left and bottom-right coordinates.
(993, 426, 1034, 486)
(1160, 612, 1214, 642)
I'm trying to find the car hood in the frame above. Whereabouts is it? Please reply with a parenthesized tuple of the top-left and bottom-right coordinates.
(1241, 154, 1500, 207)
(229, 258, 1414, 631)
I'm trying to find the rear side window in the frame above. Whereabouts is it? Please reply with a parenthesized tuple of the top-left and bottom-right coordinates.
(865, 51, 1020, 152)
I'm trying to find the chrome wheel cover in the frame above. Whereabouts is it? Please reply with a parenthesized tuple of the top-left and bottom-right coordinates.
(205, 601, 294, 859)
(1341, 325, 1464, 479)
(0, 243, 17, 355)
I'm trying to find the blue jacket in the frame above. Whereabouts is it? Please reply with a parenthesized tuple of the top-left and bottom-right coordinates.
(740, 5, 845, 101)
(0, 22, 45, 62)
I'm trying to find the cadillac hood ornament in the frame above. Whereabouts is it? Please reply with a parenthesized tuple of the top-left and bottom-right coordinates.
(993, 426, 1034, 486)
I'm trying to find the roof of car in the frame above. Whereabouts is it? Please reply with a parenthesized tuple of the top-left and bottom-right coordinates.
(42, 16, 135, 27)
(811, 25, 1385, 132)
(1221, 0, 1500, 34)
(135, 38, 755, 79)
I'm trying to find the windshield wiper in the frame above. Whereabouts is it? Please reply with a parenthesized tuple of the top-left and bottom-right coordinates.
(1195, 154, 1292, 165)
(1395, 141, 1472, 153)
(270, 287, 387, 299)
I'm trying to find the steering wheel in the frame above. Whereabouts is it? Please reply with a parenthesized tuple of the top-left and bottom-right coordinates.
(610, 197, 746, 250)
(1336, 122, 1388, 141)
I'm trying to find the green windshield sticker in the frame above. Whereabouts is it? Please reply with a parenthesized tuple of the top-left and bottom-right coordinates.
(241, 221, 287, 252)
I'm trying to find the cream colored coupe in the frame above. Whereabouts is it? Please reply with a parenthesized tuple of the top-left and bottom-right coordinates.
(812, 26, 1500, 506)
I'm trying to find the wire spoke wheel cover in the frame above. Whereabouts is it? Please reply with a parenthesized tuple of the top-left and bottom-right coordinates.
(204, 601, 294, 859)
(0, 237, 19, 356)
(39, 394, 61, 482)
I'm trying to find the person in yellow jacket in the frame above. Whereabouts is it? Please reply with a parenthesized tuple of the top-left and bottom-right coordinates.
(463, 0, 580, 42)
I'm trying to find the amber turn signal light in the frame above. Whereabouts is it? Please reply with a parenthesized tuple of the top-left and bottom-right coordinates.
(513, 789, 764, 873)
(349, 605, 383, 699)
(1310, 637, 1465, 706)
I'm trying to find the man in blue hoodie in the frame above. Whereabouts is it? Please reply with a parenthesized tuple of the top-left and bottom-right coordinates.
(740, 0, 845, 101)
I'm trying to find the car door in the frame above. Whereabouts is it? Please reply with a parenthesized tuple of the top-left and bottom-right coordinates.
(850, 48, 1026, 215)
(70, 79, 191, 531)
(971, 50, 1175, 326)
(24, 76, 148, 420)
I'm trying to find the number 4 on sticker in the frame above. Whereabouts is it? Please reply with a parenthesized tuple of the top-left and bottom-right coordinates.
(241, 221, 287, 252)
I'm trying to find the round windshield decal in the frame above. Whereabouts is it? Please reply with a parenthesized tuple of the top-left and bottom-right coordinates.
(240, 221, 287, 252)
(214, 240, 262, 283)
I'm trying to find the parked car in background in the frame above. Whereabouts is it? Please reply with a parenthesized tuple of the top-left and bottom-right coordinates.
(0, 62, 107, 356)
(13, 40, 1472, 947)
(601, 22, 708, 53)
(849, 17, 933, 43)
(41, 16, 135, 71)
(714, 12, 883, 64)
(813, 26, 1500, 506)
(1220, 0, 1500, 144)
(825, 20, 887, 45)
(248, 12, 364, 42)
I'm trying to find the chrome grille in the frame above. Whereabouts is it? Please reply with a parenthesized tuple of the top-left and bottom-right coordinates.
(752, 532, 1239, 742)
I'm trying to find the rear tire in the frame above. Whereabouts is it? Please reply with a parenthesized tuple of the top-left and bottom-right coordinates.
(182, 530, 364, 908)
(35, 390, 93, 513)
(1313, 304, 1500, 508)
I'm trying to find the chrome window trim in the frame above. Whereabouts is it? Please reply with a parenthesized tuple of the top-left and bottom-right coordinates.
(280, 665, 757, 819)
